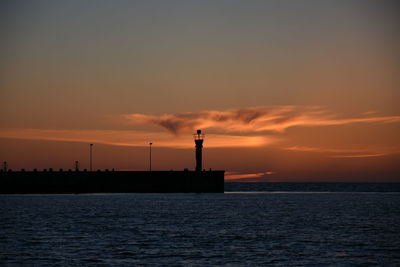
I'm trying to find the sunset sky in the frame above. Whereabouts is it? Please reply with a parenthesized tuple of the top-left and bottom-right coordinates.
(1, 0, 399, 182)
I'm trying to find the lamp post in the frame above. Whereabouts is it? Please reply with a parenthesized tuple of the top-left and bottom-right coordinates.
(89, 144, 93, 171)
(149, 142, 152, 171)
(75, 161, 79, 172)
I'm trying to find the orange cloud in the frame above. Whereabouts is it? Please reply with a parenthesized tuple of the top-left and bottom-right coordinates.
(0, 128, 274, 148)
(2, 106, 398, 152)
(123, 106, 400, 134)
(285, 145, 399, 158)
(225, 171, 275, 181)
(330, 153, 387, 158)
(285, 146, 367, 153)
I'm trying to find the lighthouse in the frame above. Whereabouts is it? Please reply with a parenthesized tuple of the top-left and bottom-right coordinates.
(194, 129, 205, 171)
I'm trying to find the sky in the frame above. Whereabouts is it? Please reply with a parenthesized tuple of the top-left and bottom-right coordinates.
(1, 0, 399, 182)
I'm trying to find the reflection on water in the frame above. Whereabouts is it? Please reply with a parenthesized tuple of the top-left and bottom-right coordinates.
(1, 184, 400, 265)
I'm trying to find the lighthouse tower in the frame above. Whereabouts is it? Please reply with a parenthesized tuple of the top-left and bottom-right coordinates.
(193, 129, 205, 171)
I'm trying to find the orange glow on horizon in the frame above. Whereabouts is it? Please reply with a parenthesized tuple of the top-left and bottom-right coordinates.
(0, 128, 272, 149)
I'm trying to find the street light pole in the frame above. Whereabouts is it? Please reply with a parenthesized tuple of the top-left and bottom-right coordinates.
(149, 142, 152, 171)
(90, 144, 93, 171)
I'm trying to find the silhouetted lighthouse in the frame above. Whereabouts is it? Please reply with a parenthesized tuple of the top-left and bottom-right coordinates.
(194, 129, 204, 171)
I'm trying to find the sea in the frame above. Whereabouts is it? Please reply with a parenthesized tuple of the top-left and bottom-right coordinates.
(1, 183, 400, 266)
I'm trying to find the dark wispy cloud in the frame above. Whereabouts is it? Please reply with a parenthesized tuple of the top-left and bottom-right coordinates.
(123, 106, 400, 134)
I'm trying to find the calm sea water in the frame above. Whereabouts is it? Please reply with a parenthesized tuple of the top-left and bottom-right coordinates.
(1, 183, 400, 266)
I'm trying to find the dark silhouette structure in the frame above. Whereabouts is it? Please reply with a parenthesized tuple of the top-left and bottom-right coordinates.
(149, 142, 153, 171)
(194, 129, 204, 171)
(75, 161, 80, 171)
(0, 129, 225, 193)
(0, 170, 224, 193)
(89, 144, 93, 171)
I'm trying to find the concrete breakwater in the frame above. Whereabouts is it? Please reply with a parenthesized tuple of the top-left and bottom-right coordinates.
(0, 170, 225, 193)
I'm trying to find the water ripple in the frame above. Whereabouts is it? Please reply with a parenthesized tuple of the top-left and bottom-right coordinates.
(1, 191, 399, 265)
